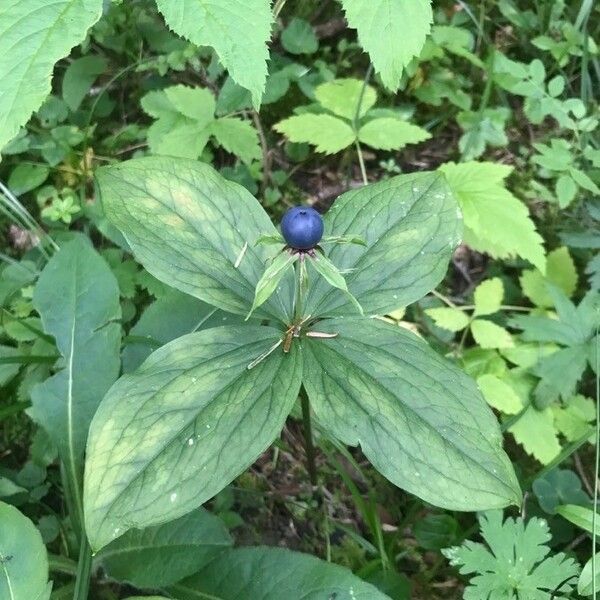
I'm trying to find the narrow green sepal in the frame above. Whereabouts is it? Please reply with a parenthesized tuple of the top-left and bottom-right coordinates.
(309, 252, 363, 315)
(246, 251, 298, 320)
(255, 233, 285, 246)
(320, 234, 367, 247)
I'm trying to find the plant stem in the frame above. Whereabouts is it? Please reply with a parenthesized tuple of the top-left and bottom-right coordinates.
(293, 258, 308, 323)
(300, 387, 318, 487)
(355, 140, 368, 186)
(593, 320, 599, 600)
(73, 534, 93, 600)
(353, 63, 373, 186)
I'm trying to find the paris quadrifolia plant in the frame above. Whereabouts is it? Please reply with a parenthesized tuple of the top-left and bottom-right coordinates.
(83, 156, 522, 552)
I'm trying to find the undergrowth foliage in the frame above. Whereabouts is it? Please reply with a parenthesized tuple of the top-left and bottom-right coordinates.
(0, 1, 598, 599)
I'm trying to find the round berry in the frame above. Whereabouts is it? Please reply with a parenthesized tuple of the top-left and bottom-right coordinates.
(280, 206, 324, 250)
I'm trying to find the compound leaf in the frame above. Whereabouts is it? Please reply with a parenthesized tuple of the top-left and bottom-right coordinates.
(274, 114, 356, 154)
(84, 325, 302, 551)
(315, 79, 377, 121)
(303, 317, 521, 511)
(358, 118, 431, 151)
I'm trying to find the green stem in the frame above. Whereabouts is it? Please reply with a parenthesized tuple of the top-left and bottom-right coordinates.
(355, 140, 368, 186)
(353, 64, 373, 186)
(593, 321, 599, 600)
(300, 388, 318, 487)
(73, 535, 93, 600)
(293, 259, 308, 323)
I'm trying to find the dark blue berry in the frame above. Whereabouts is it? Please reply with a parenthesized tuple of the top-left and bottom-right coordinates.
(281, 206, 324, 250)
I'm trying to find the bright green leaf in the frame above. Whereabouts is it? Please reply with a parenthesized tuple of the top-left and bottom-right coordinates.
(84, 325, 302, 551)
(477, 374, 523, 414)
(8, 164, 49, 196)
(96, 156, 294, 322)
(342, 0, 433, 90)
(425, 307, 470, 332)
(62, 55, 107, 111)
(579, 552, 600, 596)
(209, 117, 261, 165)
(273, 114, 356, 154)
(169, 546, 391, 599)
(553, 395, 595, 442)
(0, 502, 51, 600)
(358, 118, 431, 151)
(97, 508, 232, 588)
(439, 161, 546, 273)
(155, 0, 272, 108)
(474, 277, 504, 316)
(306, 171, 462, 317)
(471, 319, 514, 349)
(556, 174, 577, 207)
(315, 79, 377, 121)
(510, 405, 561, 464)
(303, 317, 521, 511)
(0, 0, 104, 152)
(281, 18, 318, 55)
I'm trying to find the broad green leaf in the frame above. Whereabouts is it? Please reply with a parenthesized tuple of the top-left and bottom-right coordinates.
(556, 174, 577, 207)
(0, 501, 51, 600)
(425, 307, 470, 332)
(439, 161, 546, 273)
(473, 278, 504, 316)
(553, 395, 595, 442)
(8, 164, 50, 195)
(169, 546, 392, 600)
(305, 171, 462, 318)
(30, 238, 121, 528)
(122, 288, 241, 373)
(358, 118, 431, 151)
(62, 55, 107, 111)
(302, 318, 521, 510)
(155, 0, 272, 108)
(342, 0, 433, 90)
(97, 508, 232, 588)
(556, 504, 600, 535)
(165, 85, 215, 123)
(510, 405, 561, 464)
(96, 156, 294, 323)
(209, 117, 261, 165)
(477, 374, 523, 414)
(0, 0, 104, 153)
(471, 319, 514, 349)
(273, 114, 356, 154)
(579, 552, 600, 596)
(248, 251, 298, 319)
(314, 79, 377, 121)
(520, 246, 578, 308)
(84, 325, 302, 551)
(281, 18, 318, 55)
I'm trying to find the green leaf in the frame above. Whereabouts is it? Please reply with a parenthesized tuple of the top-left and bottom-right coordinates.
(553, 395, 595, 442)
(471, 319, 513, 349)
(8, 164, 49, 195)
(556, 504, 600, 535)
(122, 288, 241, 373)
(209, 117, 261, 165)
(273, 114, 356, 154)
(477, 374, 523, 414)
(97, 508, 232, 588)
(0, 502, 51, 600)
(62, 55, 107, 111)
(579, 552, 600, 596)
(248, 251, 298, 319)
(439, 161, 546, 273)
(96, 156, 294, 323)
(520, 246, 578, 308)
(302, 317, 521, 511)
(444, 511, 579, 599)
(155, 0, 272, 108)
(0, 0, 103, 153)
(281, 18, 318, 55)
(314, 79, 377, 121)
(425, 307, 470, 332)
(84, 325, 303, 551)
(510, 405, 561, 464)
(358, 118, 431, 151)
(473, 278, 504, 316)
(169, 546, 392, 600)
(29, 238, 121, 527)
(341, 0, 433, 90)
(305, 171, 462, 317)
(556, 174, 577, 207)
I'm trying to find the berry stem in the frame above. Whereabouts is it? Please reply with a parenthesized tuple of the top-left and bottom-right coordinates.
(293, 257, 308, 322)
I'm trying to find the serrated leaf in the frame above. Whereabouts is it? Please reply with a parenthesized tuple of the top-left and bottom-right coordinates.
(477, 374, 523, 414)
(471, 319, 514, 349)
(358, 118, 431, 150)
(97, 508, 232, 588)
(96, 156, 294, 323)
(29, 238, 121, 528)
(281, 18, 318, 55)
(305, 171, 462, 317)
(439, 161, 546, 273)
(520, 246, 578, 308)
(510, 405, 561, 464)
(155, 0, 272, 108)
(314, 79, 377, 121)
(62, 55, 108, 111)
(474, 278, 504, 316)
(84, 325, 302, 551)
(342, 0, 433, 90)
(425, 307, 470, 331)
(0, 0, 104, 152)
(556, 174, 577, 207)
(0, 502, 51, 600)
(248, 251, 298, 319)
(209, 117, 261, 165)
(553, 395, 595, 442)
(169, 546, 391, 600)
(303, 317, 521, 510)
(165, 85, 215, 123)
(273, 114, 356, 154)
